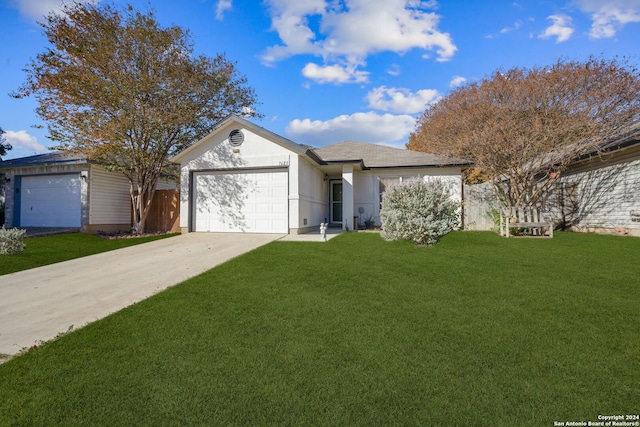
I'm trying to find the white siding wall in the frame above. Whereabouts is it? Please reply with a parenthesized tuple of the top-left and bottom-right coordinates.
(88, 166, 131, 225)
(552, 147, 640, 235)
(156, 180, 179, 190)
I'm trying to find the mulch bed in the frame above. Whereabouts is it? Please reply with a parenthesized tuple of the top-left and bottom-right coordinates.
(96, 230, 170, 240)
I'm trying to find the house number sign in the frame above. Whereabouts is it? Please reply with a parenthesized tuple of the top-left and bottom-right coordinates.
(631, 210, 640, 223)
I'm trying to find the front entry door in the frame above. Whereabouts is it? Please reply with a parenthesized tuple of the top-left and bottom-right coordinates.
(330, 180, 343, 224)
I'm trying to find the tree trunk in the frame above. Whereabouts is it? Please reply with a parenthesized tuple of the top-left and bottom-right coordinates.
(129, 176, 159, 234)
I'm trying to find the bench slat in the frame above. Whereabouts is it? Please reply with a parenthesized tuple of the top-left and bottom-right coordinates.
(500, 206, 553, 238)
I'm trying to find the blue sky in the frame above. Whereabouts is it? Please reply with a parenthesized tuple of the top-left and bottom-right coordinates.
(1, 0, 639, 159)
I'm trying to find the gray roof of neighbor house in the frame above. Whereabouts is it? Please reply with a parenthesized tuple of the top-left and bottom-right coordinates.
(568, 121, 640, 164)
(599, 122, 640, 152)
(311, 141, 471, 169)
(0, 152, 89, 169)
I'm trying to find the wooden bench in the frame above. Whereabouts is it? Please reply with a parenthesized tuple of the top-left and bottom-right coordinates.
(499, 206, 553, 238)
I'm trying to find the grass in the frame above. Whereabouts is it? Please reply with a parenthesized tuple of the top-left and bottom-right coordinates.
(0, 232, 178, 275)
(0, 231, 638, 426)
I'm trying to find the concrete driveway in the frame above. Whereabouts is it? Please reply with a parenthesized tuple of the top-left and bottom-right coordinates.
(0, 232, 283, 358)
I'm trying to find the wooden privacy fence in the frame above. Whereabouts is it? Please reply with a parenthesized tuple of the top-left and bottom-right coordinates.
(146, 189, 180, 233)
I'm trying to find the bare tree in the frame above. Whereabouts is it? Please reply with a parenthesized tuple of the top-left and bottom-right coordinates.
(408, 57, 640, 216)
(13, 2, 259, 233)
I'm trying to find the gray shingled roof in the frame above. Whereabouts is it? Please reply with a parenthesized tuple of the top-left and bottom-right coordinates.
(311, 141, 471, 168)
(599, 122, 640, 152)
(0, 152, 88, 169)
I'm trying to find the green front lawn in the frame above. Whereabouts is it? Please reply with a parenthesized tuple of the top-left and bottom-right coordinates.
(0, 231, 638, 426)
(0, 232, 177, 275)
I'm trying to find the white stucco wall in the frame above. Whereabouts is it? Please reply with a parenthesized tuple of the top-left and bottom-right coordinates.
(296, 156, 328, 230)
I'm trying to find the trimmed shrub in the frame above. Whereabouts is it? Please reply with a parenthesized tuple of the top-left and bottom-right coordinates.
(380, 178, 459, 246)
(0, 226, 26, 255)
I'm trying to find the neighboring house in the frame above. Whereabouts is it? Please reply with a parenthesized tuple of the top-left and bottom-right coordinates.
(464, 123, 640, 236)
(170, 115, 470, 234)
(546, 124, 640, 236)
(0, 152, 175, 232)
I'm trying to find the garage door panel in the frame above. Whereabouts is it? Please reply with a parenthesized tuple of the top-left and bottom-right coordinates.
(194, 170, 288, 233)
(255, 203, 271, 214)
(272, 187, 288, 198)
(272, 203, 287, 215)
(254, 219, 271, 232)
(271, 219, 287, 230)
(21, 175, 82, 228)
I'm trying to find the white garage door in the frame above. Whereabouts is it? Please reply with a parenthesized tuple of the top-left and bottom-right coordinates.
(193, 169, 288, 233)
(20, 174, 82, 227)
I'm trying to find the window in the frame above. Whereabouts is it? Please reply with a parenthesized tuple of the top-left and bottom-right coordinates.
(379, 176, 422, 209)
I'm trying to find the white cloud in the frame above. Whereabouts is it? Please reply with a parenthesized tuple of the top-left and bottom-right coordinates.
(574, 0, 640, 39)
(7, 0, 95, 20)
(4, 130, 47, 153)
(215, 0, 232, 20)
(449, 75, 467, 88)
(302, 62, 369, 84)
(7, 0, 63, 20)
(366, 86, 440, 114)
(386, 64, 401, 76)
(260, 0, 325, 63)
(285, 112, 415, 146)
(501, 20, 522, 35)
(485, 20, 522, 38)
(262, 0, 457, 67)
(539, 14, 574, 43)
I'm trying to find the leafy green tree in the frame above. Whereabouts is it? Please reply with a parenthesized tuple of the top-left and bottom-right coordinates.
(408, 57, 640, 216)
(14, 2, 259, 233)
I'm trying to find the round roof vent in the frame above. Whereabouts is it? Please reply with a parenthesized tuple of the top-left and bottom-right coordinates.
(229, 129, 244, 147)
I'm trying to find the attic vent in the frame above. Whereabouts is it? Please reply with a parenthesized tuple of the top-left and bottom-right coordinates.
(229, 129, 244, 147)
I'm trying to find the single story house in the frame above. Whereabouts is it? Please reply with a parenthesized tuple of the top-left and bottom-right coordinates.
(170, 115, 471, 234)
(0, 152, 175, 233)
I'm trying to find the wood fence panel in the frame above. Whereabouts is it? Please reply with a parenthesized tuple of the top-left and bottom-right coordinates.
(463, 182, 496, 231)
(146, 189, 180, 233)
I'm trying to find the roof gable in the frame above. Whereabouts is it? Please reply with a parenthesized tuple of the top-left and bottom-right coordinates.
(170, 115, 311, 163)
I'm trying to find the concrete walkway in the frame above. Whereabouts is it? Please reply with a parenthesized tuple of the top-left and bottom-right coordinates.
(0, 233, 283, 357)
(279, 228, 342, 242)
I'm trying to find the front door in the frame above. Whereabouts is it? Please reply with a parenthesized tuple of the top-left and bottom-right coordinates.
(330, 180, 343, 224)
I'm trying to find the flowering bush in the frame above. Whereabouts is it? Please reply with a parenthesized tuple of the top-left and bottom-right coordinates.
(380, 178, 459, 246)
(0, 226, 26, 255)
